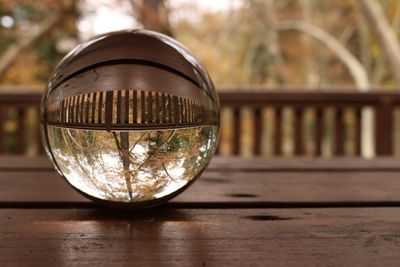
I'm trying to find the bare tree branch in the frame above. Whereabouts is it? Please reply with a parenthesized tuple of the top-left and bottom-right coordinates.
(357, 0, 400, 85)
(371, 4, 400, 85)
(271, 19, 370, 90)
(0, 3, 74, 79)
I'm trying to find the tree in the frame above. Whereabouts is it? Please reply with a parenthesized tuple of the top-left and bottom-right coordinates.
(0, 0, 77, 82)
(130, 0, 173, 36)
(357, 0, 400, 86)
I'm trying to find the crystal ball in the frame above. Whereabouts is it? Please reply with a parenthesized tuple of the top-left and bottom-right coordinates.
(40, 30, 220, 208)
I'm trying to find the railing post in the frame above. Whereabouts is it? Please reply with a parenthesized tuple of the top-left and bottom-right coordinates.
(36, 106, 45, 154)
(354, 108, 362, 156)
(0, 107, 4, 153)
(375, 97, 393, 155)
(294, 107, 304, 155)
(233, 108, 240, 156)
(274, 107, 282, 156)
(315, 108, 323, 156)
(16, 108, 26, 154)
(254, 108, 262, 156)
(335, 108, 344, 156)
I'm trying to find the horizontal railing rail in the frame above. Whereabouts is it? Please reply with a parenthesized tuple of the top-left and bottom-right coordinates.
(1, 88, 400, 157)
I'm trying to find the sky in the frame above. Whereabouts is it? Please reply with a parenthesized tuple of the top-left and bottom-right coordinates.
(77, 0, 242, 40)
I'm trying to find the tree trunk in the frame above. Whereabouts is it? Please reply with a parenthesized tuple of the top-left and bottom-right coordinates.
(300, 0, 319, 86)
(120, 132, 133, 200)
(130, 0, 173, 36)
(263, 0, 289, 85)
(357, 0, 400, 85)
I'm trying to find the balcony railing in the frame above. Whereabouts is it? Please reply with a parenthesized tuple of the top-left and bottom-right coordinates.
(1, 88, 400, 157)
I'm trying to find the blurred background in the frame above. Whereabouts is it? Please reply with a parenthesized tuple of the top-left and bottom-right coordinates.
(1, 0, 400, 158)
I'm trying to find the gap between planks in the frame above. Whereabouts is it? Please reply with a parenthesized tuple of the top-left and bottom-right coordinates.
(1, 201, 400, 209)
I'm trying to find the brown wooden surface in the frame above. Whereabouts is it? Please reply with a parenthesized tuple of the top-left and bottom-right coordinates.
(3, 167, 400, 206)
(3, 155, 400, 171)
(1, 156, 400, 265)
(1, 208, 399, 266)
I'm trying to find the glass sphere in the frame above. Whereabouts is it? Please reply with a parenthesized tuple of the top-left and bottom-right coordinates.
(41, 30, 219, 208)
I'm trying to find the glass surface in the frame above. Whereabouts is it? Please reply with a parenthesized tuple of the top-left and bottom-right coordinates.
(41, 30, 219, 207)
(47, 126, 217, 202)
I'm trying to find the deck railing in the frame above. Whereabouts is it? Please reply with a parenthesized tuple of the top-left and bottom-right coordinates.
(218, 90, 400, 157)
(1, 88, 400, 157)
(0, 90, 42, 154)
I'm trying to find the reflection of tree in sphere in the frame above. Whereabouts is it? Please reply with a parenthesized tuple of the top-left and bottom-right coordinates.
(41, 30, 220, 208)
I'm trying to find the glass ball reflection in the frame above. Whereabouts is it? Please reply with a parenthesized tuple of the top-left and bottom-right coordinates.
(41, 30, 220, 208)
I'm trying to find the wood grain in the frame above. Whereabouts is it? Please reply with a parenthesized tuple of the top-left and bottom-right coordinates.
(0, 156, 399, 266)
(1, 167, 400, 206)
(2, 156, 400, 172)
(0, 208, 399, 266)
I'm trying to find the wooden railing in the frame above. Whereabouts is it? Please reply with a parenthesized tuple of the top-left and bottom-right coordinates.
(1, 89, 400, 157)
(219, 90, 400, 157)
(0, 90, 42, 154)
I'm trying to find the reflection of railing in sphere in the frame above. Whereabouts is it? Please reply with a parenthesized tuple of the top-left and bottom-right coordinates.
(46, 89, 218, 131)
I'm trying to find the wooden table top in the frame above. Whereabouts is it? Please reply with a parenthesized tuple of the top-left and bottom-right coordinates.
(1, 156, 400, 266)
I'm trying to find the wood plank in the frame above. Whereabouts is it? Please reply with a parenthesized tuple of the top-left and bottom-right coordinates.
(3, 156, 400, 172)
(209, 157, 400, 171)
(0, 208, 399, 266)
(1, 167, 400, 205)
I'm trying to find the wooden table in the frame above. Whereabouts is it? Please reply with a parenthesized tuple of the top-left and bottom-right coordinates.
(1, 156, 400, 266)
